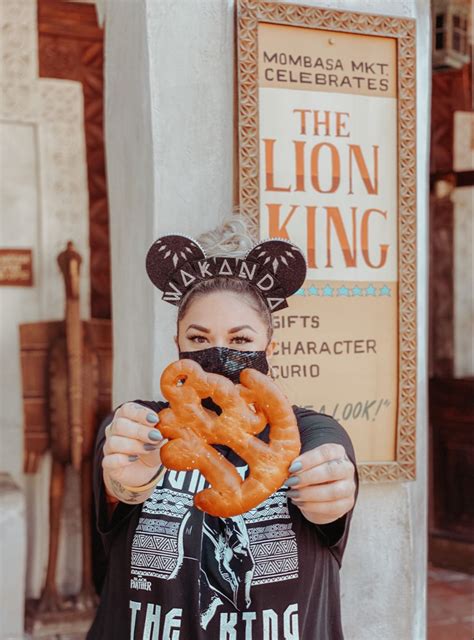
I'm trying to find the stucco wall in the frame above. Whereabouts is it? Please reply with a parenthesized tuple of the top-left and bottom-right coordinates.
(104, 1, 430, 638)
(0, 0, 91, 624)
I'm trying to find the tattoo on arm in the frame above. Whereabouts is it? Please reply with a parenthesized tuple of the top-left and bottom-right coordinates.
(106, 475, 154, 505)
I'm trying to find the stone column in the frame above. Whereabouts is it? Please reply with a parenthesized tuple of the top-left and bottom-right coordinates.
(104, 1, 430, 638)
(105, 0, 235, 403)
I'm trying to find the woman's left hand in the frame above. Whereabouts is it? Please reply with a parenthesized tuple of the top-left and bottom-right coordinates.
(285, 443, 356, 525)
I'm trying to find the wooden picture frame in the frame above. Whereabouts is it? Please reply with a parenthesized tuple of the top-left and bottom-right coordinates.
(236, 0, 417, 482)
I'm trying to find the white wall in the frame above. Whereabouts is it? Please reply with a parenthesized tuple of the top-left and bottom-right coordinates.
(105, 0, 235, 404)
(0, 0, 90, 624)
(104, 1, 430, 638)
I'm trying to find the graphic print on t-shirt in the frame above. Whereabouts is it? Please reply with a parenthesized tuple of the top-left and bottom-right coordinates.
(132, 485, 195, 581)
(130, 468, 298, 629)
(200, 515, 254, 629)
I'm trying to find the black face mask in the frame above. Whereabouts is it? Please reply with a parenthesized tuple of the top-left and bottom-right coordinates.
(178, 346, 269, 384)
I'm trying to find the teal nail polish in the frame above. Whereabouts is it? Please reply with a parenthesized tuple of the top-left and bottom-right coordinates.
(285, 476, 299, 487)
(287, 490, 300, 499)
(143, 443, 157, 451)
(289, 460, 302, 473)
(146, 412, 159, 424)
(148, 429, 163, 442)
(128, 455, 139, 462)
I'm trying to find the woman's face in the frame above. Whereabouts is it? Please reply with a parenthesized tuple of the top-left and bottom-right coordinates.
(176, 291, 274, 356)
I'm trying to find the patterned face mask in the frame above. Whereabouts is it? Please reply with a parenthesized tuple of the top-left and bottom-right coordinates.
(178, 346, 269, 384)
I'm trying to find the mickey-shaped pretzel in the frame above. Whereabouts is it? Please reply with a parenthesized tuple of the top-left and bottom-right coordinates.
(157, 359, 301, 517)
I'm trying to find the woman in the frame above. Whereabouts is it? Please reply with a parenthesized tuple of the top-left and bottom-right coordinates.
(87, 218, 359, 640)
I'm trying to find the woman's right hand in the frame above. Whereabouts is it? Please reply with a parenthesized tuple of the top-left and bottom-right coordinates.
(102, 402, 164, 492)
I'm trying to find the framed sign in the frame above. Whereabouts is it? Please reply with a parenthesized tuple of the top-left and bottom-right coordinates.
(0, 249, 34, 286)
(237, 1, 417, 481)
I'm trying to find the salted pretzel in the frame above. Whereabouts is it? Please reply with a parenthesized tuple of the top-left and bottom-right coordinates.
(157, 359, 301, 517)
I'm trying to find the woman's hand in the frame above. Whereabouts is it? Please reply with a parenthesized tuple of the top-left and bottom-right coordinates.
(102, 402, 164, 504)
(285, 443, 356, 525)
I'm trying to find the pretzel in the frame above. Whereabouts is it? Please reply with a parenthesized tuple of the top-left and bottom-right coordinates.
(157, 359, 301, 517)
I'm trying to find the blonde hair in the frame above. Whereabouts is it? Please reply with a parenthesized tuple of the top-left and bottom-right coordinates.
(195, 212, 255, 258)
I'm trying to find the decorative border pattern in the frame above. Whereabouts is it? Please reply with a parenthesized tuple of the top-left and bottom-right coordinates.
(236, 0, 417, 482)
(37, 2, 111, 319)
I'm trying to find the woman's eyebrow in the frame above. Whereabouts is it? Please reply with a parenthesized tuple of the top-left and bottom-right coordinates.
(186, 324, 210, 333)
(228, 325, 256, 334)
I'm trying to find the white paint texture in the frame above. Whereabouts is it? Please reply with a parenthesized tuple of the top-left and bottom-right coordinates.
(104, 1, 430, 638)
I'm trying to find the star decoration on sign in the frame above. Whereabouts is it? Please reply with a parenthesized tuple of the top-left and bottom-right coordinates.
(301, 282, 391, 299)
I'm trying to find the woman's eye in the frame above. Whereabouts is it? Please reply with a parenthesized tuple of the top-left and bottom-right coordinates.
(231, 336, 252, 344)
(188, 335, 208, 343)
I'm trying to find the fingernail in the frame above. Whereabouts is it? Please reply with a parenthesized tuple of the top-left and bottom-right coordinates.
(146, 412, 159, 424)
(288, 460, 302, 473)
(284, 476, 299, 487)
(286, 490, 300, 499)
(128, 455, 139, 462)
(143, 443, 157, 451)
(148, 429, 163, 441)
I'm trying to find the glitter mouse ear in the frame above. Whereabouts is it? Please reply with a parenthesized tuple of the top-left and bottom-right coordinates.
(245, 239, 307, 297)
(146, 235, 206, 291)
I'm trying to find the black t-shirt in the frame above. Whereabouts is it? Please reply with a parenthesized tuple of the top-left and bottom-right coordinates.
(87, 400, 359, 640)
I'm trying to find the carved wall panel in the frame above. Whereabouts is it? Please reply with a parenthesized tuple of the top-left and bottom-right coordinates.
(38, 0, 111, 319)
(429, 64, 472, 375)
(430, 64, 472, 176)
(429, 195, 454, 378)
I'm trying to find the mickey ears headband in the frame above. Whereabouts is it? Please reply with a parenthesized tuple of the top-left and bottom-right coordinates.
(145, 234, 307, 313)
